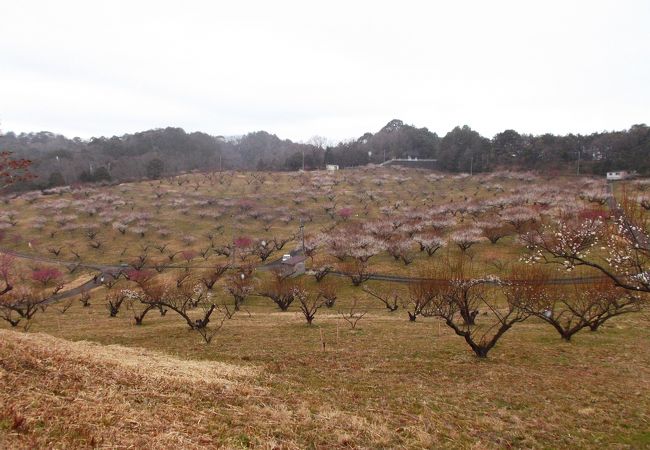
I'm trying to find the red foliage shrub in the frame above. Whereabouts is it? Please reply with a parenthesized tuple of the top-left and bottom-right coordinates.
(125, 269, 154, 286)
(234, 236, 253, 248)
(578, 208, 610, 221)
(338, 207, 353, 220)
(31, 267, 62, 286)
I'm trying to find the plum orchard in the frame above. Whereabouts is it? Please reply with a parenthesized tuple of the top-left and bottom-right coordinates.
(4, 253, 644, 357)
(0, 168, 648, 355)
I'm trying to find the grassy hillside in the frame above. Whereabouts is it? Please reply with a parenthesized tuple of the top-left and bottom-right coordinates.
(1, 168, 649, 448)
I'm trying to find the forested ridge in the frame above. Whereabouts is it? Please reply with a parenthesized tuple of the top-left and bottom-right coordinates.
(1, 119, 648, 190)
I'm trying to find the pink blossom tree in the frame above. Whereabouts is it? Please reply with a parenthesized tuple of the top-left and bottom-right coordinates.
(413, 234, 445, 256)
(450, 227, 484, 252)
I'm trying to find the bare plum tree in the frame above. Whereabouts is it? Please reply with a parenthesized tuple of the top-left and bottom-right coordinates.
(258, 269, 297, 311)
(422, 272, 528, 358)
(294, 285, 323, 325)
(363, 285, 401, 312)
(338, 297, 367, 330)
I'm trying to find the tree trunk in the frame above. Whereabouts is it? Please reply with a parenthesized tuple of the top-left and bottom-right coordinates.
(473, 347, 489, 358)
(560, 331, 572, 341)
(134, 304, 155, 325)
(195, 304, 216, 329)
(460, 307, 477, 326)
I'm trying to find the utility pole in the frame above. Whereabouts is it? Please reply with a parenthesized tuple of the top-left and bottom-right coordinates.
(576, 146, 582, 176)
(231, 215, 236, 266)
(299, 218, 305, 254)
(302, 148, 305, 171)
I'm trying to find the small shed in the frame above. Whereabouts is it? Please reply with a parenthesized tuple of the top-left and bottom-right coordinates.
(326, 164, 339, 171)
(281, 255, 306, 277)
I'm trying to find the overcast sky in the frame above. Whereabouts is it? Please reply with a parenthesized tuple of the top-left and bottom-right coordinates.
(1, 0, 649, 143)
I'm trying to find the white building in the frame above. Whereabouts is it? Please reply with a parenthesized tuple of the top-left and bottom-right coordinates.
(326, 164, 339, 171)
(606, 171, 633, 181)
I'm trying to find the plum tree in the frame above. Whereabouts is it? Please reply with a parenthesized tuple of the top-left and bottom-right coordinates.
(363, 285, 401, 312)
(224, 270, 254, 311)
(0, 151, 34, 190)
(258, 269, 297, 311)
(516, 276, 646, 340)
(422, 274, 527, 358)
(293, 285, 323, 325)
(338, 297, 367, 329)
(523, 203, 649, 294)
(450, 227, 483, 252)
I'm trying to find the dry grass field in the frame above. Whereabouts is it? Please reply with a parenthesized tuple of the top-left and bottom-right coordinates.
(2, 302, 650, 449)
(1, 168, 649, 448)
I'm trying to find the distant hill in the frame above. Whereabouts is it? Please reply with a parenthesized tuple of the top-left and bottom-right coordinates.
(1, 121, 648, 191)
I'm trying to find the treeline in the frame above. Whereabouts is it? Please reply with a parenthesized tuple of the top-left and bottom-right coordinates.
(327, 120, 650, 175)
(1, 119, 648, 190)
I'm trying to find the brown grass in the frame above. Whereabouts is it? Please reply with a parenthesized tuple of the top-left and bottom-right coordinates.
(0, 328, 394, 449)
(2, 300, 650, 448)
